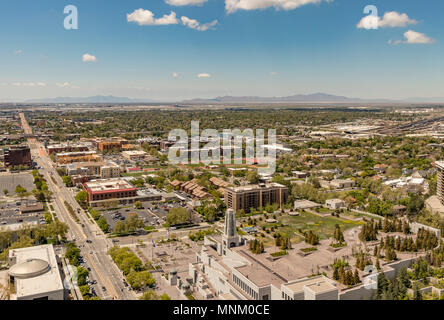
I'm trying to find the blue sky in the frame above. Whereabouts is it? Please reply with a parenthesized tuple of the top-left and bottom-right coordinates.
(0, 0, 443, 101)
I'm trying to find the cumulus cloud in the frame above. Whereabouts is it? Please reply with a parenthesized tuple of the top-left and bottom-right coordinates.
(166, 0, 208, 6)
(127, 9, 179, 26)
(225, 0, 328, 14)
(181, 16, 218, 31)
(12, 82, 46, 87)
(403, 30, 434, 44)
(82, 54, 97, 62)
(357, 11, 417, 29)
(389, 30, 435, 45)
(197, 73, 211, 78)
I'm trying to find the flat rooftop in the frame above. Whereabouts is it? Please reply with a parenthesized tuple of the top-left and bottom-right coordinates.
(122, 150, 147, 155)
(234, 249, 288, 288)
(56, 150, 97, 157)
(84, 178, 135, 193)
(435, 161, 444, 169)
(9, 244, 64, 299)
(283, 276, 337, 294)
(227, 183, 286, 192)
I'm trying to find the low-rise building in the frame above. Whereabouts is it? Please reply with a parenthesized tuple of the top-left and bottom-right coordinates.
(325, 199, 346, 210)
(292, 171, 309, 179)
(83, 178, 138, 207)
(46, 143, 90, 155)
(294, 200, 321, 210)
(8, 244, 65, 300)
(67, 161, 121, 180)
(330, 179, 356, 189)
(56, 151, 101, 165)
(96, 138, 128, 152)
(122, 150, 147, 161)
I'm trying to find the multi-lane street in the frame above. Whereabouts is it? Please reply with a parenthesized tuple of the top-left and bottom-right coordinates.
(19, 112, 135, 300)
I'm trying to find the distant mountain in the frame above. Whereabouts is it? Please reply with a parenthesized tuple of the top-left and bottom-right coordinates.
(26, 95, 156, 103)
(181, 93, 395, 104)
(405, 97, 444, 103)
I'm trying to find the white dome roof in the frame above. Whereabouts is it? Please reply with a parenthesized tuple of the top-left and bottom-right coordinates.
(9, 259, 50, 279)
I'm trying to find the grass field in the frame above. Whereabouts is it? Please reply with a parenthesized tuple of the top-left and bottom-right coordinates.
(259, 211, 364, 242)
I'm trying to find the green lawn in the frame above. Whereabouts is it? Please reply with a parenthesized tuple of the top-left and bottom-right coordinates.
(260, 211, 363, 241)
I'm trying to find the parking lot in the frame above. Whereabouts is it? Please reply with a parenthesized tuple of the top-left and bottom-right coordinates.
(101, 204, 164, 232)
(0, 201, 46, 228)
(0, 173, 34, 195)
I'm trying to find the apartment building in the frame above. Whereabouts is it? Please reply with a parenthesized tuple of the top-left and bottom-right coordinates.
(46, 143, 90, 155)
(122, 150, 147, 161)
(96, 138, 128, 152)
(56, 151, 101, 165)
(67, 161, 120, 179)
(436, 161, 444, 205)
(224, 183, 288, 213)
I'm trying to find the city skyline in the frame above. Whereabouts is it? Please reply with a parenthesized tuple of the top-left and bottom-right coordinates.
(0, 0, 443, 101)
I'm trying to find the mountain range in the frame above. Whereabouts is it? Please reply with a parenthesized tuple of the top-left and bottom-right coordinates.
(18, 93, 444, 104)
(25, 95, 156, 103)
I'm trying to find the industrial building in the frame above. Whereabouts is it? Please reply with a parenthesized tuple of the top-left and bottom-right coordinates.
(224, 183, 288, 213)
(8, 244, 65, 300)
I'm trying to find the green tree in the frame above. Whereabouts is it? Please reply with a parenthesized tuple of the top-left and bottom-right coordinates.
(126, 271, 156, 290)
(134, 201, 143, 209)
(166, 207, 190, 227)
(75, 191, 89, 209)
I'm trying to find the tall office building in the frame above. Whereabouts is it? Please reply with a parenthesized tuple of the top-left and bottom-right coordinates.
(436, 161, 444, 205)
(224, 183, 288, 213)
(4, 145, 32, 168)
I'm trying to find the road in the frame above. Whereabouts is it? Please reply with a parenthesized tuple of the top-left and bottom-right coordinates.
(19, 112, 136, 300)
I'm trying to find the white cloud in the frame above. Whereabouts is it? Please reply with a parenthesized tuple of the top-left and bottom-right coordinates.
(403, 30, 435, 44)
(172, 72, 179, 78)
(181, 16, 218, 31)
(15, 50, 23, 55)
(270, 71, 278, 76)
(82, 54, 97, 62)
(12, 82, 46, 87)
(166, 0, 208, 6)
(389, 30, 435, 45)
(197, 73, 211, 78)
(127, 9, 179, 26)
(357, 11, 417, 29)
(56, 82, 69, 88)
(55, 82, 80, 89)
(225, 0, 328, 14)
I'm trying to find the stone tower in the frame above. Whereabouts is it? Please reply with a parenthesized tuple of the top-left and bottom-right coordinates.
(222, 209, 239, 255)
